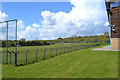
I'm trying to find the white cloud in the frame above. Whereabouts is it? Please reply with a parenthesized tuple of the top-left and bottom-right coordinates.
(18, 25, 43, 40)
(0, 11, 9, 40)
(104, 22, 109, 27)
(17, 0, 109, 40)
(17, 20, 25, 30)
(1, 0, 109, 40)
(39, 0, 109, 39)
(41, 10, 56, 26)
(32, 23, 40, 28)
(0, 11, 25, 40)
(0, 11, 9, 22)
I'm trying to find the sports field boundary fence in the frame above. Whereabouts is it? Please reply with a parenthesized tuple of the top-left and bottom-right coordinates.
(2, 44, 100, 66)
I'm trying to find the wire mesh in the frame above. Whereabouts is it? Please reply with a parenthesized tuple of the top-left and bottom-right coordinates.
(2, 44, 100, 65)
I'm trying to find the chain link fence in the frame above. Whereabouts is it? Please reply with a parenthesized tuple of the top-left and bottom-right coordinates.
(2, 44, 100, 66)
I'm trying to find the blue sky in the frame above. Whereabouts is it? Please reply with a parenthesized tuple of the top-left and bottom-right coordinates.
(0, 0, 109, 40)
(2, 2, 73, 26)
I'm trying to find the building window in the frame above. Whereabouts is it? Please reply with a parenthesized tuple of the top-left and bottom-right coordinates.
(111, 1, 120, 8)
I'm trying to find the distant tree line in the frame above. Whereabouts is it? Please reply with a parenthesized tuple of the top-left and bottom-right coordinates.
(56, 32, 110, 43)
(1, 32, 110, 47)
(1, 40, 55, 47)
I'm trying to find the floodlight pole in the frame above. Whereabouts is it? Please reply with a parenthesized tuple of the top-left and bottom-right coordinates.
(77, 32, 78, 43)
(109, 8, 111, 45)
(105, 2, 112, 45)
(6, 22, 8, 64)
(0, 19, 17, 65)
(15, 20, 17, 66)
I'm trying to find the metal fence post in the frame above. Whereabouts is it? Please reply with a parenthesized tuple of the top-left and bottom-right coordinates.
(61, 47, 62, 55)
(64, 47, 65, 54)
(73, 46, 74, 51)
(43, 48, 46, 60)
(71, 46, 72, 52)
(12, 50, 19, 66)
(36, 49, 39, 62)
(67, 47, 68, 53)
(50, 48, 52, 58)
(6, 22, 8, 64)
(69, 47, 70, 52)
(66, 47, 67, 53)
(71, 47, 73, 51)
(56, 48, 57, 56)
(67, 47, 69, 53)
(8, 51, 11, 64)
(10, 53, 11, 64)
(26, 50, 29, 64)
(14, 52, 17, 66)
(69, 46, 71, 52)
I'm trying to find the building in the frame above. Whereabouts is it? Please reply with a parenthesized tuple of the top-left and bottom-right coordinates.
(20, 38, 26, 41)
(105, 1, 120, 50)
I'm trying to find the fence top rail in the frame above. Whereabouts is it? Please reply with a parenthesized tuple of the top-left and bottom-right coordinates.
(0, 19, 17, 23)
(2, 44, 100, 53)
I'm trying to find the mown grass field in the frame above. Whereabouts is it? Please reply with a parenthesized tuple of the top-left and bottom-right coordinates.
(2, 43, 98, 65)
(2, 43, 118, 78)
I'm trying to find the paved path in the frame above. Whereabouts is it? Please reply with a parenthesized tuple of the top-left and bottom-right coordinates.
(92, 45, 120, 51)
